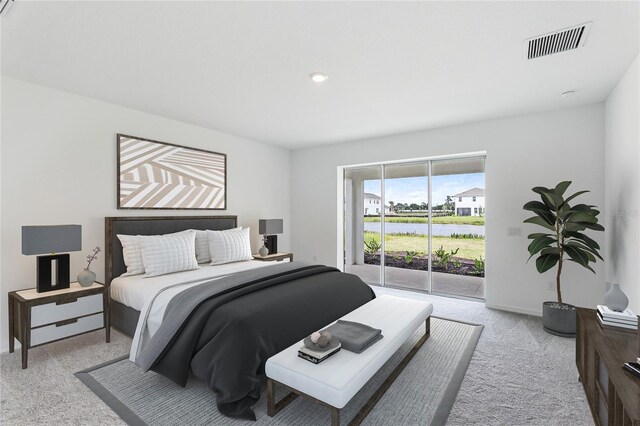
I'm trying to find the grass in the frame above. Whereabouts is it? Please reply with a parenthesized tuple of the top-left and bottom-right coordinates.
(364, 231, 484, 260)
(363, 216, 485, 225)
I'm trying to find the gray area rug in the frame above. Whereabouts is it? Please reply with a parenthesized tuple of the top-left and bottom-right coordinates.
(76, 317, 482, 426)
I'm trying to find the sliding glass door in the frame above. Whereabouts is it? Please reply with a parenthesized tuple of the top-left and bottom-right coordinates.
(430, 158, 485, 298)
(343, 155, 485, 299)
(383, 163, 429, 291)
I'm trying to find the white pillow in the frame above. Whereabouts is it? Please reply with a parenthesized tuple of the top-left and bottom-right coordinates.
(140, 230, 199, 277)
(207, 227, 253, 265)
(117, 234, 145, 276)
(118, 230, 193, 276)
(193, 230, 211, 264)
(192, 227, 242, 264)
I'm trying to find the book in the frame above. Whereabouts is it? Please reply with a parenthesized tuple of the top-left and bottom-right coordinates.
(597, 305, 637, 322)
(623, 363, 640, 380)
(597, 310, 638, 327)
(298, 343, 341, 364)
(597, 312, 638, 330)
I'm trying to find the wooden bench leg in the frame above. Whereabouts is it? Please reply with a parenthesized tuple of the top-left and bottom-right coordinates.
(267, 378, 298, 417)
(425, 316, 431, 339)
(331, 406, 340, 426)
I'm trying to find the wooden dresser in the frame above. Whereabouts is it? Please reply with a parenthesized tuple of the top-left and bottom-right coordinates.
(576, 308, 640, 425)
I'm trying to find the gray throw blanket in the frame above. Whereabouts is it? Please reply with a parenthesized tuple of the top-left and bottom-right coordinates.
(324, 320, 383, 353)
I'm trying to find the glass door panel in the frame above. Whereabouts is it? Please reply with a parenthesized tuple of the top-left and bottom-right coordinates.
(430, 158, 485, 298)
(344, 166, 382, 285)
(383, 163, 429, 291)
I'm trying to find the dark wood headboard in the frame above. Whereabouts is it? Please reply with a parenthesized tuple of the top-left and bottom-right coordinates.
(104, 216, 238, 287)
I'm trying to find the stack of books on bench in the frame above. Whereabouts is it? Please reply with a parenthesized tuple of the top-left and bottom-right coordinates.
(596, 305, 638, 330)
(298, 343, 341, 364)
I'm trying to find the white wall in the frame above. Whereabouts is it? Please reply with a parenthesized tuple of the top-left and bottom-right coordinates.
(0, 77, 291, 352)
(604, 55, 640, 313)
(291, 104, 606, 316)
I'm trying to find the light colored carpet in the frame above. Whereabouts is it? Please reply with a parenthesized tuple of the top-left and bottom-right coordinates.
(1, 287, 593, 425)
(76, 318, 481, 426)
(374, 287, 592, 426)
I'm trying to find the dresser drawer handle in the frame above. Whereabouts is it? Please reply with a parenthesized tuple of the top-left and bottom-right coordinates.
(55, 318, 78, 327)
(56, 298, 77, 306)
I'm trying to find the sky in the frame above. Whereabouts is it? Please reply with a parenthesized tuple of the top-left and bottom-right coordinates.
(364, 173, 485, 206)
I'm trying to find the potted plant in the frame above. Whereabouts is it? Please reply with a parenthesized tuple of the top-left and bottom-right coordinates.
(523, 181, 604, 337)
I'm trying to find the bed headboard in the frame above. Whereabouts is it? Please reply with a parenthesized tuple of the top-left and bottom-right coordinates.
(104, 215, 238, 287)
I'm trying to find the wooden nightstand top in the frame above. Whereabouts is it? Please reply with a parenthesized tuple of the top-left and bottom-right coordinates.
(253, 252, 293, 262)
(13, 282, 104, 302)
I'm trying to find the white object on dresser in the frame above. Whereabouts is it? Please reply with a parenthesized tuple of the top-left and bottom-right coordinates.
(8, 282, 109, 369)
(265, 295, 433, 425)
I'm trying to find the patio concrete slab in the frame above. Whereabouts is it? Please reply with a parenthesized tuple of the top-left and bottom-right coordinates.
(345, 264, 484, 299)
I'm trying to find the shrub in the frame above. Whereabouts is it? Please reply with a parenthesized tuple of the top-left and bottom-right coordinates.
(450, 233, 485, 239)
(364, 239, 381, 254)
(434, 246, 459, 269)
(474, 257, 485, 275)
(404, 250, 418, 264)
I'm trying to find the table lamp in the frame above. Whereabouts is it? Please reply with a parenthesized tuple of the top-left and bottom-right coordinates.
(259, 219, 283, 255)
(22, 224, 82, 292)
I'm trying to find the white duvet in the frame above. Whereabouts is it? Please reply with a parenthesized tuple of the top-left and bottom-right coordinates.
(110, 260, 280, 361)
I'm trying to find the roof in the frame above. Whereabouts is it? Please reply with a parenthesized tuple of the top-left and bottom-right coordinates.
(364, 193, 381, 200)
(452, 187, 485, 197)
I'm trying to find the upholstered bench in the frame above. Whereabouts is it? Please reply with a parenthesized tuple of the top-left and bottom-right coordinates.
(265, 295, 433, 425)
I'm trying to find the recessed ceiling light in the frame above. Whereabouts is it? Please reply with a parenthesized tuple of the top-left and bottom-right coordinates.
(561, 90, 576, 98)
(309, 72, 328, 83)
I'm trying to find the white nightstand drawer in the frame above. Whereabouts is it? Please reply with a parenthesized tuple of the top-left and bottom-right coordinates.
(31, 294, 103, 327)
(31, 313, 104, 346)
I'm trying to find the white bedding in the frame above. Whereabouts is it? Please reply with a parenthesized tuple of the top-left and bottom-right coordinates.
(110, 260, 282, 361)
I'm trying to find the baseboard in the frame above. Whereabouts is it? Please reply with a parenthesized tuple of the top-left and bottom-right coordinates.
(485, 302, 542, 317)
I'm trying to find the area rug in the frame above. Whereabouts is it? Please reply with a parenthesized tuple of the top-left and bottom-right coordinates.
(76, 317, 482, 426)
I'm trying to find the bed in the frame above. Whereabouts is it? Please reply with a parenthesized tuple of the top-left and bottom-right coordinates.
(104, 216, 375, 420)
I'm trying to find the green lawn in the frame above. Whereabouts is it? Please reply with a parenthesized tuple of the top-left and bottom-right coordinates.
(364, 231, 484, 260)
(363, 216, 485, 225)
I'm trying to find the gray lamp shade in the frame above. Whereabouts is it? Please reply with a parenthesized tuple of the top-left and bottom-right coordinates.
(258, 219, 283, 235)
(22, 225, 82, 255)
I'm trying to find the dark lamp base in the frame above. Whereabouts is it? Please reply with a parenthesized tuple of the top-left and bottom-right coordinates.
(36, 254, 70, 292)
(265, 235, 278, 255)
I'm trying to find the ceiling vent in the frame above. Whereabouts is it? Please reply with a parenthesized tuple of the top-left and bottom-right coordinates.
(525, 22, 591, 60)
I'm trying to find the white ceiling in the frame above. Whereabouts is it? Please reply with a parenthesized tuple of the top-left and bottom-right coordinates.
(2, 1, 638, 149)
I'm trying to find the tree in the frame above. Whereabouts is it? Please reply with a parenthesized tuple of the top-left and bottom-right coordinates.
(388, 201, 395, 213)
(420, 202, 428, 211)
(409, 203, 420, 211)
(444, 196, 454, 211)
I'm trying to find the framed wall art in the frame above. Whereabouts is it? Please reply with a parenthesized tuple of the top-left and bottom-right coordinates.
(117, 134, 227, 210)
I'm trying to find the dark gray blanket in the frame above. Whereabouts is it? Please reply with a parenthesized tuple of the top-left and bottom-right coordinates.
(324, 320, 383, 353)
(135, 262, 375, 420)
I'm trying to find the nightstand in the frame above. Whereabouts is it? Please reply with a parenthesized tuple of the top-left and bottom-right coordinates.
(8, 282, 109, 369)
(253, 252, 293, 262)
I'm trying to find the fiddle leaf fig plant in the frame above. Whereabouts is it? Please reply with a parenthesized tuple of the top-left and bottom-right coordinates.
(523, 181, 604, 304)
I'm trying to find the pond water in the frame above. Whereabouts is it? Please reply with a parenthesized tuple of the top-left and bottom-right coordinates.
(364, 222, 485, 236)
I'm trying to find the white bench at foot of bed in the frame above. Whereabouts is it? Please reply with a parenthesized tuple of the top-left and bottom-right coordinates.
(265, 295, 433, 426)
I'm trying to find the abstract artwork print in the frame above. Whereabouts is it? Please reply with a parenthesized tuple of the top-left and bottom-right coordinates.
(117, 134, 226, 209)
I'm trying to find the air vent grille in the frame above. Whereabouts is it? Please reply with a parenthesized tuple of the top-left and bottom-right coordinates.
(526, 22, 591, 60)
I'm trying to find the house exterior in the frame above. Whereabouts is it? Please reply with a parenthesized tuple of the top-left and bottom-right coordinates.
(452, 188, 485, 216)
(363, 193, 389, 215)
